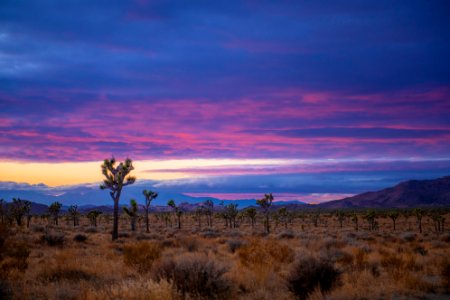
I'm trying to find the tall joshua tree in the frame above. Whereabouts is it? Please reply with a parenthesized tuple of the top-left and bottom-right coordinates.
(256, 193, 274, 233)
(168, 199, 183, 229)
(48, 201, 62, 225)
(68, 205, 79, 226)
(11, 198, 31, 226)
(0, 198, 6, 224)
(204, 199, 214, 227)
(413, 208, 424, 233)
(142, 190, 158, 233)
(100, 158, 136, 241)
(245, 207, 257, 229)
(123, 199, 138, 231)
(388, 210, 400, 231)
(87, 210, 102, 227)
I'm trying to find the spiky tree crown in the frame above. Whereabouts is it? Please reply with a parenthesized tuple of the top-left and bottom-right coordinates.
(143, 190, 158, 205)
(100, 158, 136, 193)
(123, 199, 138, 217)
(256, 193, 274, 212)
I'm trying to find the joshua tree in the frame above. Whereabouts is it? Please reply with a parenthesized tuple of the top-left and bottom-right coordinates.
(351, 213, 359, 231)
(87, 210, 103, 227)
(204, 199, 214, 227)
(100, 157, 136, 240)
(311, 211, 320, 228)
(336, 211, 346, 229)
(48, 201, 62, 225)
(68, 205, 80, 226)
(278, 207, 289, 229)
(413, 208, 424, 233)
(256, 193, 274, 233)
(430, 210, 445, 233)
(245, 207, 257, 229)
(123, 199, 138, 231)
(168, 199, 183, 229)
(364, 209, 377, 231)
(10, 198, 31, 226)
(0, 198, 5, 224)
(194, 206, 205, 228)
(388, 210, 400, 231)
(142, 189, 158, 233)
(224, 203, 239, 228)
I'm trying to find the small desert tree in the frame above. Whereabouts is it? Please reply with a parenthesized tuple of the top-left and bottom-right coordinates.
(278, 207, 289, 229)
(168, 199, 183, 229)
(204, 199, 214, 227)
(351, 213, 359, 231)
(48, 201, 62, 225)
(336, 210, 346, 229)
(87, 210, 103, 227)
(413, 208, 424, 233)
(224, 203, 239, 228)
(123, 199, 138, 231)
(100, 158, 136, 240)
(0, 198, 6, 224)
(68, 205, 79, 226)
(245, 207, 257, 229)
(142, 190, 158, 233)
(388, 210, 400, 231)
(10, 198, 31, 226)
(364, 209, 377, 231)
(256, 193, 274, 233)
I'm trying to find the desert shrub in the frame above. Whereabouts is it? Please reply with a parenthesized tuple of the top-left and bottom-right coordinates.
(153, 253, 232, 299)
(286, 256, 340, 300)
(41, 231, 65, 246)
(180, 236, 199, 252)
(31, 225, 45, 233)
(74, 234, 87, 242)
(0, 279, 12, 300)
(413, 245, 428, 256)
(227, 239, 246, 253)
(380, 252, 404, 279)
(39, 267, 94, 282)
(401, 232, 416, 242)
(0, 240, 30, 273)
(277, 229, 295, 239)
(123, 241, 162, 273)
(238, 238, 295, 267)
(353, 248, 368, 269)
(118, 232, 130, 238)
(87, 278, 172, 300)
(201, 229, 219, 239)
(441, 260, 450, 293)
(160, 238, 177, 248)
(84, 226, 97, 233)
(440, 234, 450, 243)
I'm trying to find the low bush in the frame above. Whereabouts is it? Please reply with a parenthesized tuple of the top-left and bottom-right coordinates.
(238, 238, 295, 267)
(123, 241, 162, 273)
(73, 234, 87, 242)
(153, 253, 232, 299)
(41, 231, 65, 246)
(227, 239, 246, 253)
(286, 256, 340, 300)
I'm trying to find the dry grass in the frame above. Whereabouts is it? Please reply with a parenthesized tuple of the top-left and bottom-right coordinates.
(0, 212, 449, 299)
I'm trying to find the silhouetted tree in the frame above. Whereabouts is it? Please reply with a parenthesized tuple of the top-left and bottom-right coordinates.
(87, 210, 102, 227)
(10, 198, 31, 227)
(48, 201, 62, 225)
(0, 198, 6, 224)
(204, 199, 214, 227)
(336, 211, 346, 229)
(364, 209, 377, 231)
(388, 210, 400, 231)
(100, 157, 136, 240)
(68, 205, 80, 226)
(245, 207, 257, 229)
(224, 203, 239, 228)
(351, 213, 359, 231)
(413, 208, 424, 233)
(123, 199, 138, 231)
(168, 199, 183, 229)
(257, 193, 273, 233)
(142, 190, 158, 233)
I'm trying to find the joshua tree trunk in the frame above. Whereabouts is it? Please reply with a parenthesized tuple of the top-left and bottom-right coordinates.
(131, 216, 136, 231)
(113, 196, 120, 240)
(145, 210, 149, 233)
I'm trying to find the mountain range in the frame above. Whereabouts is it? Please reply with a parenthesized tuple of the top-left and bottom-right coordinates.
(1, 175, 449, 213)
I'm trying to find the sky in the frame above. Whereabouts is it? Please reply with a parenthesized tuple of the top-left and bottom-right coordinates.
(1, 1, 450, 200)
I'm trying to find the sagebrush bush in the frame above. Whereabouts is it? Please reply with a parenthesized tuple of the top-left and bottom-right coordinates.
(153, 253, 232, 299)
(238, 238, 294, 267)
(286, 256, 340, 300)
(441, 260, 450, 293)
(74, 234, 87, 242)
(41, 231, 65, 246)
(227, 239, 246, 253)
(123, 241, 162, 273)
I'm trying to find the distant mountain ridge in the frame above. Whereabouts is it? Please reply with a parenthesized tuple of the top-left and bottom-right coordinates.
(320, 175, 450, 208)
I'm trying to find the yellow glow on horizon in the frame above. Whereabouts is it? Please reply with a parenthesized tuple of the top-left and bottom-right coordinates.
(1, 158, 294, 186)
